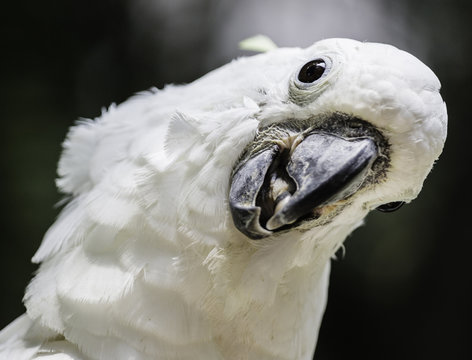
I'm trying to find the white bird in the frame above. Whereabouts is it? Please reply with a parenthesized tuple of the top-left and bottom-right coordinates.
(0, 38, 447, 360)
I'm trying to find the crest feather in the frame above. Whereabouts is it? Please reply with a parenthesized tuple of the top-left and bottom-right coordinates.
(239, 35, 278, 53)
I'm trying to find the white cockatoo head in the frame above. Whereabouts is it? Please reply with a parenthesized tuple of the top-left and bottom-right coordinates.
(228, 38, 447, 240)
(156, 38, 446, 247)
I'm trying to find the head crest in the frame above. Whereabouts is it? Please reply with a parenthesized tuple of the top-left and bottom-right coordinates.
(239, 34, 278, 53)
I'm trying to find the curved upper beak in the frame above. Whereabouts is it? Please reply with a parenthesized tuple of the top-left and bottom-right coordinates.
(229, 132, 378, 239)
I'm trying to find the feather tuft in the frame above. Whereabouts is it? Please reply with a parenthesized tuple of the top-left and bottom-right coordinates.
(239, 35, 278, 53)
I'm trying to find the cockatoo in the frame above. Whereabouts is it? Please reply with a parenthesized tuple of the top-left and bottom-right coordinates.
(0, 38, 447, 360)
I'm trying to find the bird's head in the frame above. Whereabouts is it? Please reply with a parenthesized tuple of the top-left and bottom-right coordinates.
(225, 38, 447, 241)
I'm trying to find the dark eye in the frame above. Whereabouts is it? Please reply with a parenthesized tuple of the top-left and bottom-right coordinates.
(376, 201, 405, 212)
(297, 59, 327, 83)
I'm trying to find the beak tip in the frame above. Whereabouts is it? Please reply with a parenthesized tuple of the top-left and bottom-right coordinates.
(265, 217, 279, 231)
(265, 211, 292, 231)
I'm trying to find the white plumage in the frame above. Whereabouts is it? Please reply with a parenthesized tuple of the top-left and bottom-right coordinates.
(0, 38, 446, 360)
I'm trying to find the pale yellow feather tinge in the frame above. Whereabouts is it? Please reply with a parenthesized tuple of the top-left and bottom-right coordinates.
(239, 34, 278, 52)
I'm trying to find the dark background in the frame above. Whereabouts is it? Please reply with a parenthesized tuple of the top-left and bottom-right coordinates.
(1, 0, 470, 359)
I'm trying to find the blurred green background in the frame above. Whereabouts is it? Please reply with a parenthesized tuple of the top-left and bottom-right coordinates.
(1, 0, 470, 359)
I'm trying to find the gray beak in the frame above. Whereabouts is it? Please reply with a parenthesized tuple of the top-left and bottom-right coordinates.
(229, 132, 378, 239)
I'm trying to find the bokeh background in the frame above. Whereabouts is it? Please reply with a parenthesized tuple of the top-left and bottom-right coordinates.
(1, 0, 470, 359)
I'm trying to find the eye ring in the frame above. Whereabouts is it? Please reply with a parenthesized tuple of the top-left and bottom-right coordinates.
(294, 56, 332, 90)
